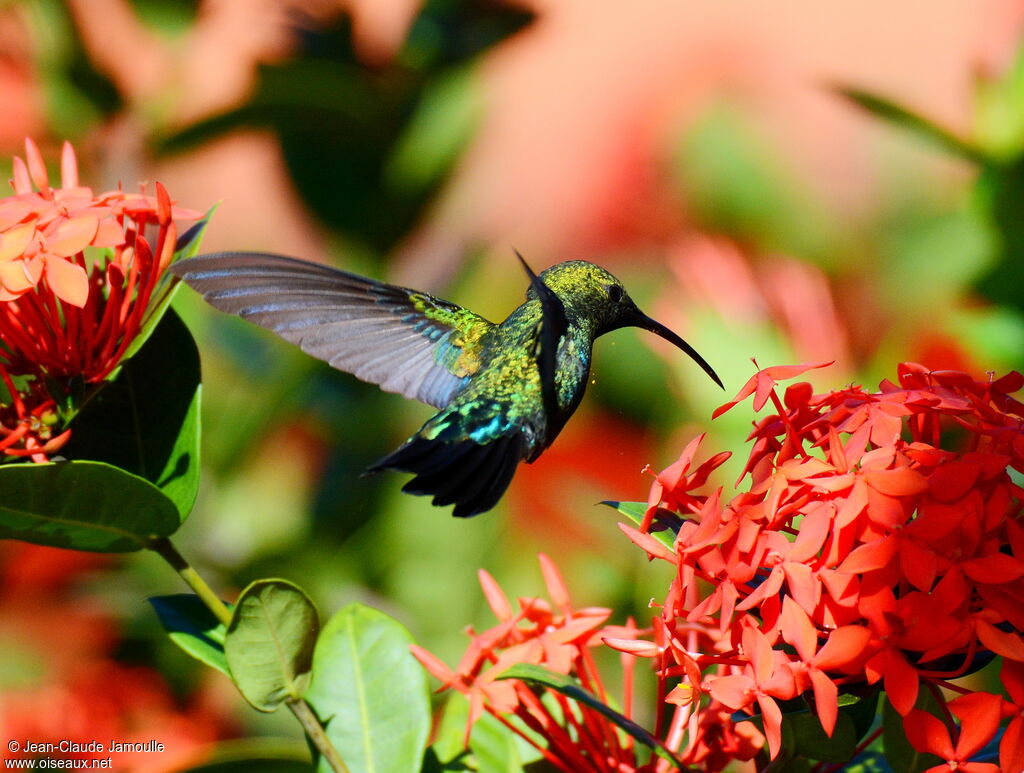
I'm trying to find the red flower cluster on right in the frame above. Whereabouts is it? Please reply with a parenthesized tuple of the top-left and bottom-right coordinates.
(617, 362, 1024, 769)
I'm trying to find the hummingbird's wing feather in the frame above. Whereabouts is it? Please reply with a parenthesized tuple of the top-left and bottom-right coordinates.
(171, 252, 494, 409)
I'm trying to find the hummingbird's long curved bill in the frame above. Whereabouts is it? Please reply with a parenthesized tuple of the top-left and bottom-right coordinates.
(634, 313, 724, 389)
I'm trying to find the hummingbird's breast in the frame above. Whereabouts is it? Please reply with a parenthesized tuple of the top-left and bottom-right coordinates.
(421, 301, 593, 460)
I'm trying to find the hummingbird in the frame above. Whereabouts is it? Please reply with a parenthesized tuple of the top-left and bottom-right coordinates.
(170, 252, 722, 517)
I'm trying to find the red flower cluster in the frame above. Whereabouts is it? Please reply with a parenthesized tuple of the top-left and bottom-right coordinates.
(617, 362, 1024, 769)
(411, 555, 652, 772)
(418, 362, 1024, 771)
(0, 139, 200, 461)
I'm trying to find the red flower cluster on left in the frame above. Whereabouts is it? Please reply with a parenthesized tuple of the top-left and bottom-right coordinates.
(0, 139, 200, 461)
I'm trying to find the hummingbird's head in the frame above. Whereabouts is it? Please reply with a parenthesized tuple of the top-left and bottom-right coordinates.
(530, 260, 723, 388)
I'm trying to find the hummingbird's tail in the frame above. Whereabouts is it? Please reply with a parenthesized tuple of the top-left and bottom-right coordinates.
(367, 434, 525, 518)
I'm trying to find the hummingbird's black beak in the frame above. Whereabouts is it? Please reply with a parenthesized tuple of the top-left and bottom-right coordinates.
(632, 311, 724, 389)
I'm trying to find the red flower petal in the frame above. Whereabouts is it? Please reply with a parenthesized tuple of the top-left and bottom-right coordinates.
(1003, 660, 1024, 706)
(835, 477, 869, 528)
(928, 461, 983, 503)
(60, 140, 78, 189)
(865, 485, 908, 529)
(618, 522, 677, 562)
(882, 649, 919, 715)
(602, 637, 658, 657)
(538, 553, 570, 611)
(477, 569, 513, 621)
(49, 215, 99, 258)
(961, 553, 1024, 584)
(757, 693, 785, 759)
(838, 535, 898, 575)
(780, 597, 817, 662)
(712, 361, 833, 418)
(782, 562, 819, 615)
(903, 709, 955, 759)
(863, 467, 929, 497)
(0, 201, 32, 231)
(43, 256, 89, 307)
(948, 692, 1002, 758)
(708, 674, 753, 709)
(809, 668, 839, 737)
(1000, 715, 1024, 773)
(813, 626, 872, 671)
(409, 644, 456, 685)
(24, 137, 49, 190)
(0, 261, 38, 294)
(0, 221, 36, 262)
(976, 620, 1024, 661)
(899, 538, 938, 592)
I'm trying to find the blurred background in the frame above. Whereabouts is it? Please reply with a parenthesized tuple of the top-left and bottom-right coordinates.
(1, 0, 1023, 768)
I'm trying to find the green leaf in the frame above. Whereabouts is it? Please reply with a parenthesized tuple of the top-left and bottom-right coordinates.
(839, 752, 894, 772)
(224, 579, 320, 712)
(149, 593, 229, 676)
(836, 87, 989, 165)
(600, 500, 677, 552)
(882, 692, 943, 773)
(785, 707, 858, 763)
(842, 687, 882, 744)
(431, 693, 533, 773)
(305, 602, 430, 773)
(497, 663, 683, 769)
(65, 308, 201, 521)
(385, 67, 483, 195)
(0, 460, 179, 552)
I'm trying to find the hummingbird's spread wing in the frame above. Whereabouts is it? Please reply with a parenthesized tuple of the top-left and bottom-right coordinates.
(170, 252, 493, 409)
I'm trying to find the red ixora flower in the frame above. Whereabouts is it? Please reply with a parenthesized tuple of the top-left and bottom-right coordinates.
(411, 554, 660, 773)
(0, 138, 200, 461)
(616, 361, 1024, 768)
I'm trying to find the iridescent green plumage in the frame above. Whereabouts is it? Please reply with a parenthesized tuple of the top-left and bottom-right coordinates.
(172, 253, 721, 517)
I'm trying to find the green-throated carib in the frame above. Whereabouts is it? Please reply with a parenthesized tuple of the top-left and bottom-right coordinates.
(171, 253, 722, 517)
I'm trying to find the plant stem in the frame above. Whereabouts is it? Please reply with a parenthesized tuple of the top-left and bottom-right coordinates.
(148, 536, 350, 773)
(148, 536, 231, 626)
(288, 698, 351, 773)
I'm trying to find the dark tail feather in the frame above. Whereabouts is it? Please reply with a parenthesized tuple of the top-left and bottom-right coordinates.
(454, 438, 522, 518)
(368, 434, 524, 518)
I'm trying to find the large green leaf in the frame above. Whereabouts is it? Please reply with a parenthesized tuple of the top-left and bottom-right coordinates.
(150, 593, 229, 676)
(497, 663, 682, 769)
(65, 308, 201, 520)
(305, 602, 430, 773)
(224, 579, 320, 713)
(784, 706, 858, 764)
(0, 460, 179, 552)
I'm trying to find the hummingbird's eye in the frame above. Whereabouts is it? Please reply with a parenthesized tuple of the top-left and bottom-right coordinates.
(606, 284, 623, 303)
